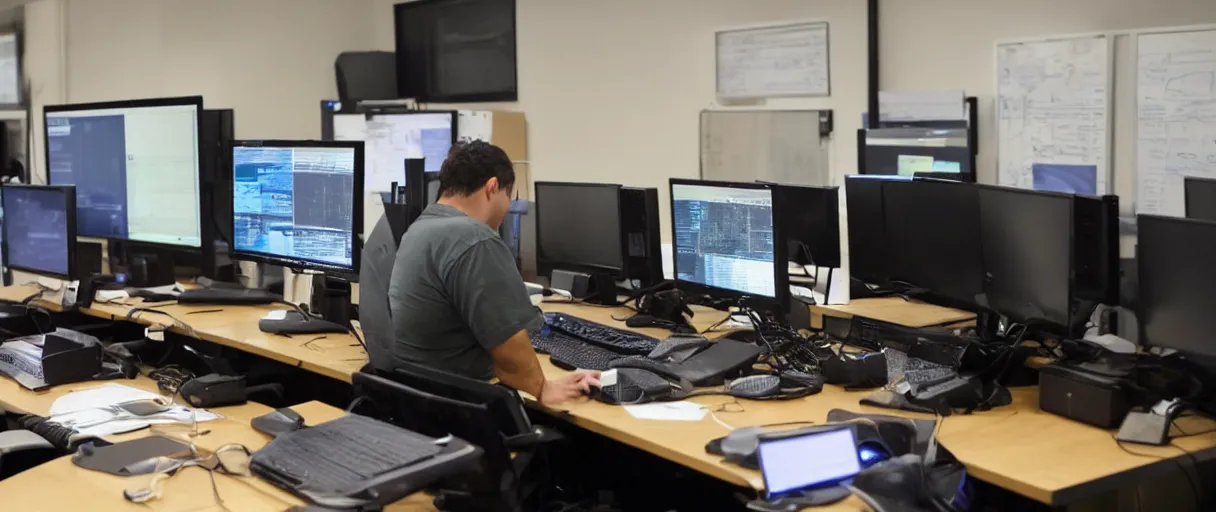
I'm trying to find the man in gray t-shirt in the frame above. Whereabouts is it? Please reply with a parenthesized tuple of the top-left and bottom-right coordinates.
(386, 141, 598, 406)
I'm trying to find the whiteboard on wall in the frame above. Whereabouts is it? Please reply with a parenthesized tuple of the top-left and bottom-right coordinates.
(699, 110, 831, 186)
(1135, 28, 1216, 216)
(996, 35, 1111, 194)
(716, 22, 830, 99)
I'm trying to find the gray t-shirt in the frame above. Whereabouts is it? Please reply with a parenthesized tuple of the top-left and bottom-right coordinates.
(386, 204, 541, 380)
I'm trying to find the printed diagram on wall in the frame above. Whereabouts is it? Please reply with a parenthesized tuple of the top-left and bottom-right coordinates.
(997, 36, 1109, 193)
(1136, 29, 1216, 216)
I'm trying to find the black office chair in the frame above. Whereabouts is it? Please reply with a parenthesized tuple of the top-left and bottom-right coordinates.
(0, 420, 57, 480)
(351, 371, 559, 512)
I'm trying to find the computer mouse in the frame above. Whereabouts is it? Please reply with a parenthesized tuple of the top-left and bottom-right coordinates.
(251, 407, 305, 439)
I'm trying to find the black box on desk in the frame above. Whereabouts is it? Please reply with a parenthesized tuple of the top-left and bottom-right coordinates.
(1038, 363, 1131, 428)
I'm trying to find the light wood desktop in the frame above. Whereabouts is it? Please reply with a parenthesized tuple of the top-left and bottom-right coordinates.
(0, 380, 435, 511)
(811, 297, 976, 329)
(3, 285, 1214, 507)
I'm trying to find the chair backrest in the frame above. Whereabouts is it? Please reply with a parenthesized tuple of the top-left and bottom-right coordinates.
(390, 362, 532, 437)
(351, 372, 513, 474)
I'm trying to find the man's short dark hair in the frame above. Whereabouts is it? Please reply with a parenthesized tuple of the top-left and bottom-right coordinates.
(437, 140, 515, 198)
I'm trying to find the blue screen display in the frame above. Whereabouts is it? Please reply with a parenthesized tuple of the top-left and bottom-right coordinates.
(3, 187, 71, 276)
(232, 146, 357, 270)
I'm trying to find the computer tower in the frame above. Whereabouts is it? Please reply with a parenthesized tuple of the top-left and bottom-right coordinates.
(1073, 194, 1120, 305)
(619, 187, 663, 287)
(199, 108, 234, 279)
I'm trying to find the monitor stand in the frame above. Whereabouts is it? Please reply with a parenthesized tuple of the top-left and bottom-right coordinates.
(309, 274, 352, 325)
(124, 250, 176, 288)
(549, 269, 617, 306)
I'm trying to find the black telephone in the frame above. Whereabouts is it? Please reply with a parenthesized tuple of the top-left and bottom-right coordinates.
(76, 274, 126, 308)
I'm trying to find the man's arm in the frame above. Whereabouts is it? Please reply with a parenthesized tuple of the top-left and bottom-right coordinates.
(491, 329, 601, 406)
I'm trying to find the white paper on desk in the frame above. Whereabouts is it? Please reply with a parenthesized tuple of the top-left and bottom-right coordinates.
(50, 406, 222, 438)
(624, 401, 708, 422)
(50, 383, 164, 415)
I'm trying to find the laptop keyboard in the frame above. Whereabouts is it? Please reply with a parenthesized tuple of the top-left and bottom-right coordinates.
(251, 415, 442, 492)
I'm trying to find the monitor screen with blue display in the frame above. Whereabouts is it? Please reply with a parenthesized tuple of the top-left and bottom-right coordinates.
(671, 180, 783, 301)
(45, 96, 202, 247)
(231, 141, 363, 273)
(2, 185, 76, 279)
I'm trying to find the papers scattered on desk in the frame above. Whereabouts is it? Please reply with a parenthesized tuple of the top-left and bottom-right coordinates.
(624, 401, 708, 422)
(48, 383, 221, 438)
(51, 383, 162, 415)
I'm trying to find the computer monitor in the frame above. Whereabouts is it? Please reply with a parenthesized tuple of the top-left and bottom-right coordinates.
(1137, 214, 1216, 359)
(1185, 176, 1216, 222)
(768, 183, 840, 268)
(844, 175, 907, 285)
(45, 96, 204, 247)
(535, 182, 624, 275)
(1, 185, 76, 279)
(670, 179, 787, 306)
(978, 185, 1074, 328)
(881, 178, 983, 306)
(231, 140, 364, 274)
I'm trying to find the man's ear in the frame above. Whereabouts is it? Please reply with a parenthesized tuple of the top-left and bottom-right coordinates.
(485, 177, 500, 198)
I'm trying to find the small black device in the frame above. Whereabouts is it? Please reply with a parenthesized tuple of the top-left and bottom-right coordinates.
(882, 178, 983, 307)
(978, 185, 1074, 330)
(405, 157, 426, 210)
(251, 407, 306, 439)
(670, 178, 789, 311)
(179, 373, 247, 408)
(1, 184, 77, 280)
(844, 175, 906, 285)
(1038, 362, 1131, 428)
(1184, 175, 1216, 222)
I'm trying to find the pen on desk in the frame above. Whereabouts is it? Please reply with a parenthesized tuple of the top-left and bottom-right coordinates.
(185, 309, 223, 315)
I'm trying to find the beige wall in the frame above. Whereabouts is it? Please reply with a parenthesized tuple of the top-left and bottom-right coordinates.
(61, 0, 376, 139)
(372, 0, 869, 239)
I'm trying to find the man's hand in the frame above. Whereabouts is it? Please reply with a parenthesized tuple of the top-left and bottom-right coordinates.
(540, 371, 602, 406)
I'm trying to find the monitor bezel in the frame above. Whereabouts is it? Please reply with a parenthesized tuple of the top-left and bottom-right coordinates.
(533, 181, 626, 276)
(229, 139, 365, 275)
(1, 184, 78, 280)
(669, 178, 789, 309)
(43, 95, 206, 249)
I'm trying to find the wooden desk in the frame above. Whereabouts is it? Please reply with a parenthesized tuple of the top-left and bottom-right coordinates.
(0, 393, 435, 511)
(811, 297, 975, 329)
(536, 303, 1216, 507)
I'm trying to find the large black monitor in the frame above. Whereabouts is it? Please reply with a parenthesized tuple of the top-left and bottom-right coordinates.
(881, 178, 983, 306)
(1, 185, 76, 279)
(45, 96, 204, 247)
(535, 182, 624, 275)
(670, 179, 787, 307)
(978, 185, 1074, 328)
(394, 0, 517, 102)
(231, 140, 363, 274)
(1138, 214, 1216, 359)
(1185, 176, 1216, 222)
(768, 183, 840, 269)
(533, 182, 663, 286)
(844, 175, 907, 285)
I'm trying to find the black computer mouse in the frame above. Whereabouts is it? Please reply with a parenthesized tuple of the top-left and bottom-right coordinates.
(251, 407, 305, 438)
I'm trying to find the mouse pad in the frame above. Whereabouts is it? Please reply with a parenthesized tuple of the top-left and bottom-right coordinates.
(71, 435, 193, 476)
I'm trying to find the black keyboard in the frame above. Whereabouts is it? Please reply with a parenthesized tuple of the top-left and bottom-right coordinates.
(531, 326, 625, 371)
(251, 414, 442, 491)
(544, 312, 659, 355)
(178, 288, 280, 305)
